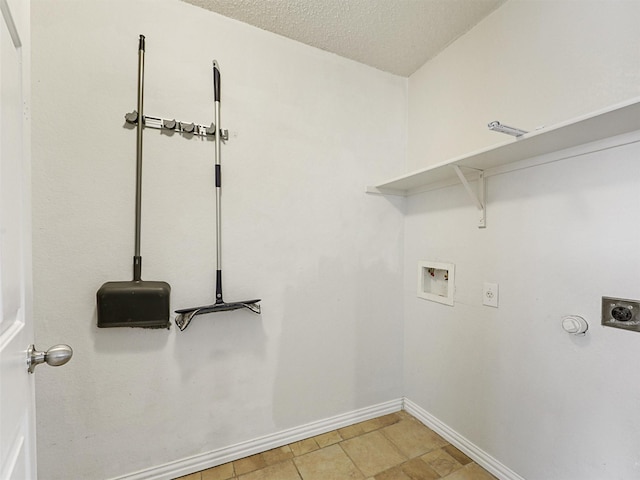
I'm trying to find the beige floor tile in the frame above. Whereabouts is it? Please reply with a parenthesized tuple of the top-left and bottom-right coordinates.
(374, 466, 413, 480)
(421, 449, 463, 477)
(234, 453, 267, 476)
(294, 444, 364, 480)
(382, 420, 448, 458)
(314, 430, 343, 448)
(174, 473, 201, 480)
(363, 413, 402, 431)
(201, 462, 235, 480)
(237, 460, 301, 480)
(339, 413, 400, 440)
(290, 438, 320, 456)
(339, 423, 368, 440)
(399, 457, 440, 480)
(442, 445, 473, 466)
(261, 445, 293, 465)
(440, 463, 496, 480)
(465, 463, 497, 479)
(190, 412, 491, 480)
(397, 411, 414, 421)
(341, 431, 407, 477)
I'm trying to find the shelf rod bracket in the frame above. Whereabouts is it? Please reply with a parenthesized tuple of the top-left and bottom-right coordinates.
(452, 165, 486, 228)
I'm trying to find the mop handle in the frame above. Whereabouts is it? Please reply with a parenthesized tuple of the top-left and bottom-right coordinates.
(134, 34, 145, 281)
(213, 61, 223, 302)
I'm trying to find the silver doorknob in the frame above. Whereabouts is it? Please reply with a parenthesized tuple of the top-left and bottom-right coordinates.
(27, 344, 73, 374)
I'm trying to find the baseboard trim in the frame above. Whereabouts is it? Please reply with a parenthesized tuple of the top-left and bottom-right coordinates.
(108, 398, 403, 480)
(110, 397, 524, 480)
(403, 398, 525, 480)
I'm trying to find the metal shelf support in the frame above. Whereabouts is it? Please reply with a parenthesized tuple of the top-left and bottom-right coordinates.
(452, 165, 486, 228)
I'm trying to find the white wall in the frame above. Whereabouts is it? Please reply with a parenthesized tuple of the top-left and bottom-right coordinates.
(30, 1, 406, 478)
(408, 0, 640, 171)
(405, 1, 640, 479)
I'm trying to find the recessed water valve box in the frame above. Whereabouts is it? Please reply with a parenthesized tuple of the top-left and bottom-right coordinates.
(417, 261, 454, 306)
(602, 297, 640, 332)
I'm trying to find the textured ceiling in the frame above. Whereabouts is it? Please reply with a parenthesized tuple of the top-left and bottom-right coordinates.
(181, 0, 506, 76)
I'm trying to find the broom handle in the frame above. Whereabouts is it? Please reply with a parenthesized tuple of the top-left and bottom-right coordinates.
(134, 35, 145, 281)
(213, 61, 223, 302)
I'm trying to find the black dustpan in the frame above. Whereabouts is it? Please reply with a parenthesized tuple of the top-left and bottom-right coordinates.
(97, 277, 170, 328)
(97, 35, 170, 328)
(175, 61, 260, 331)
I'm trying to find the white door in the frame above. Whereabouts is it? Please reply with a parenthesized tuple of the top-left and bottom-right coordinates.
(0, 0, 36, 478)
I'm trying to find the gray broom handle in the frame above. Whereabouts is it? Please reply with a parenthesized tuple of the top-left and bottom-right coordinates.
(213, 61, 223, 301)
(134, 35, 145, 281)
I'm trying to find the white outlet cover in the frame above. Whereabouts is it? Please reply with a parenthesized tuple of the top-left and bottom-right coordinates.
(483, 283, 499, 308)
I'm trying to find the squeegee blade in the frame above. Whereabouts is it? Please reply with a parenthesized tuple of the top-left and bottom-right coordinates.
(174, 299, 261, 330)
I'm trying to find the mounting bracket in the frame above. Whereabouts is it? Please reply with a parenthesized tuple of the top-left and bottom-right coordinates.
(452, 165, 485, 228)
(124, 111, 229, 140)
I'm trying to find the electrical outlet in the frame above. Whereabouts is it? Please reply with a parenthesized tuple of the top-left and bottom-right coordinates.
(602, 297, 640, 332)
(483, 283, 499, 308)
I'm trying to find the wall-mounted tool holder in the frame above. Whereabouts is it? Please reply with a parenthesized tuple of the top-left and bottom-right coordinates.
(124, 110, 229, 141)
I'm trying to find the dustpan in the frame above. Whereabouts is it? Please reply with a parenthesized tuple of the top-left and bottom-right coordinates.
(97, 35, 171, 328)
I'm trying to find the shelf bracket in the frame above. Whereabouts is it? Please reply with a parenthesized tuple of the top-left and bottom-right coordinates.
(452, 165, 486, 228)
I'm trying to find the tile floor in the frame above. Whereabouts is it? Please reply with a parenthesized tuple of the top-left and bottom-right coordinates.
(174, 411, 497, 480)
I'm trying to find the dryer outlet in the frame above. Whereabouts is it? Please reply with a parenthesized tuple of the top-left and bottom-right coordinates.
(602, 297, 640, 333)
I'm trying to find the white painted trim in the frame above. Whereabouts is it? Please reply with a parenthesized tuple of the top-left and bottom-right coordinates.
(108, 398, 403, 480)
(365, 185, 406, 196)
(108, 397, 526, 480)
(483, 130, 640, 180)
(406, 171, 481, 196)
(375, 130, 640, 197)
(403, 398, 526, 480)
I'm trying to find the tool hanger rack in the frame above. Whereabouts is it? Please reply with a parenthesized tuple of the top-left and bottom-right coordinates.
(124, 110, 229, 141)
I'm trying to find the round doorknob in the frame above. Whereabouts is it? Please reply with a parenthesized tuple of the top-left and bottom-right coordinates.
(27, 344, 73, 374)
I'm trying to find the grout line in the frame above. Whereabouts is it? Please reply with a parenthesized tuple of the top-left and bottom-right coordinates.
(290, 457, 304, 480)
(336, 442, 367, 479)
(378, 429, 409, 462)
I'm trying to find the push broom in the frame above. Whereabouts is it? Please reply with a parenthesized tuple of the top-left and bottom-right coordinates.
(174, 61, 260, 331)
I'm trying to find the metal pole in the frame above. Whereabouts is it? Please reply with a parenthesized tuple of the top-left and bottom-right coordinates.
(134, 35, 145, 280)
(213, 61, 223, 302)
